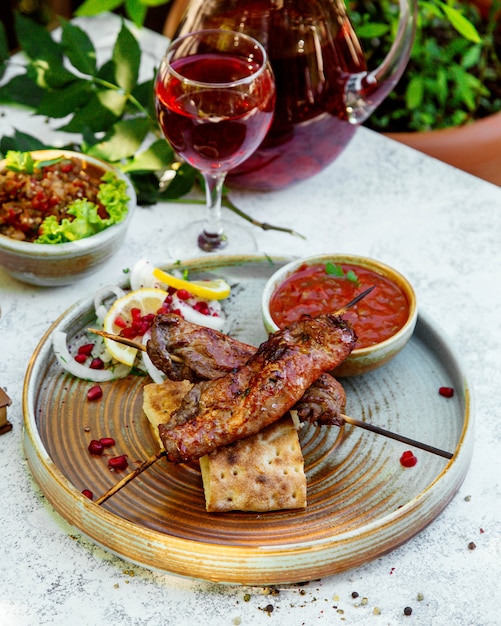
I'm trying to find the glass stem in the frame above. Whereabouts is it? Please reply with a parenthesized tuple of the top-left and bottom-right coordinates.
(199, 172, 228, 251)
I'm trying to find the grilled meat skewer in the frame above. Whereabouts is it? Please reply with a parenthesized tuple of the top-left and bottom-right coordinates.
(148, 313, 347, 427)
(158, 314, 356, 463)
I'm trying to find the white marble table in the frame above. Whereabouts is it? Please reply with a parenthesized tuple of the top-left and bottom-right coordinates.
(1, 14, 500, 626)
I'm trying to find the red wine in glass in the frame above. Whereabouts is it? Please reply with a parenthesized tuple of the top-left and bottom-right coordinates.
(155, 30, 275, 256)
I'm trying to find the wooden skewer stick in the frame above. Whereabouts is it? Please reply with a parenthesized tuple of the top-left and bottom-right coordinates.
(335, 285, 376, 315)
(94, 413, 453, 505)
(341, 414, 453, 459)
(88, 328, 183, 363)
(95, 448, 166, 505)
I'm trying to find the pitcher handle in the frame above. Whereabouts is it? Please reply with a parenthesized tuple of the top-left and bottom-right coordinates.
(345, 0, 418, 124)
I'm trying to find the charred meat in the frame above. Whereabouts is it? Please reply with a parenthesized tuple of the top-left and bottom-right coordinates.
(148, 314, 347, 426)
(148, 314, 254, 382)
(158, 314, 356, 462)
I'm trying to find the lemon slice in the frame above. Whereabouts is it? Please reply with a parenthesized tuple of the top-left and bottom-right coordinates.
(102, 287, 168, 365)
(152, 267, 231, 300)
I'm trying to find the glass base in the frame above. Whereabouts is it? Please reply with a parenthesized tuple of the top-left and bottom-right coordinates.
(167, 219, 257, 260)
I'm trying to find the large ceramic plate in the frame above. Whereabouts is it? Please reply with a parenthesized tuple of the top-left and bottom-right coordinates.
(23, 254, 473, 585)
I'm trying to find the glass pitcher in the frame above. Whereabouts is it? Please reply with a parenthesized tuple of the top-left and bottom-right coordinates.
(173, 0, 417, 190)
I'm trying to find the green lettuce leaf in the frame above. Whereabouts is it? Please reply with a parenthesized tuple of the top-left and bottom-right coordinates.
(34, 172, 129, 244)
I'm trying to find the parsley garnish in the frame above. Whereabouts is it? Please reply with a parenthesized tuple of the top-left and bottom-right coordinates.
(325, 262, 360, 285)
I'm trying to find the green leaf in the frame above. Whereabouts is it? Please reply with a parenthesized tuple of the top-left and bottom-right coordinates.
(36, 80, 92, 118)
(113, 23, 141, 92)
(141, 0, 172, 6)
(0, 22, 9, 80)
(356, 23, 390, 39)
(121, 138, 175, 172)
(405, 75, 424, 110)
(97, 59, 117, 84)
(58, 90, 126, 133)
(345, 270, 359, 284)
(129, 172, 164, 205)
(132, 78, 156, 114)
(0, 73, 44, 108)
(439, 4, 482, 44)
(325, 262, 344, 277)
(0, 131, 48, 156)
(3, 151, 35, 173)
(435, 69, 448, 107)
(161, 162, 197, 199)
(98, 88, 129, 116)
(462, 44, 482, 70)
(125, 0, 148, 27)
(75, 0, 125, 17)
(86, 118, 151, 161)
(29, 58, 77, 89)
(60, 19, 97, 76)
(14, 13, 63, 63)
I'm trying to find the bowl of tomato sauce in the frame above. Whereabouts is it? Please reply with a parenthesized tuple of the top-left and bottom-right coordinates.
(0, 150, 136, 286)
(262, 254, 417, 377)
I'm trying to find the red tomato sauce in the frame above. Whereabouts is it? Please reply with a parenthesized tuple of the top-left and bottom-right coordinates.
(269, 263, 410, 349)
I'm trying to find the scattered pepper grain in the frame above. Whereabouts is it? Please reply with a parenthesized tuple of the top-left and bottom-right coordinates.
(468, 541, 477, 550)
(404, 606, 413, 616)
(417, 592, 424, 601)
(373, 607, 381, 615)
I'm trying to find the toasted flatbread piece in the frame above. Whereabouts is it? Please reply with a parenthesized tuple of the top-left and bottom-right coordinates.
(142, 380, 307, 512)
(200, 414, 306, 512)
(143, 378, 193, 447)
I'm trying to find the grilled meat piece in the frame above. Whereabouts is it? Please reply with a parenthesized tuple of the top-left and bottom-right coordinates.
(148, 314, 346, 426)
(148, 314, 254, 382)
(293, 373, 346, 426)
(158, 314, 356, 462)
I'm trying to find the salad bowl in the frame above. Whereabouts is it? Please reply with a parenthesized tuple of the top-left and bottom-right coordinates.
(0, 150, 136, 286)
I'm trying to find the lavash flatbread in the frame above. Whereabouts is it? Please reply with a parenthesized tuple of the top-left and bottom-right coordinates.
(142, 379, 307, 512)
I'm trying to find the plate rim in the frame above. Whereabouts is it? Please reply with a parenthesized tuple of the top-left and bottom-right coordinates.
(22, 254, 474, 584)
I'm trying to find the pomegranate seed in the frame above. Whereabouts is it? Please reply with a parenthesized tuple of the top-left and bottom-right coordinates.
(439, 386, 454, 398)
(82, 489, 93, 499)
(87, 385, 102, 401)
(89, 357, 105, 370)
(167, 286, 177, 295)
(99, 437, 115, 447)
(88, 439, 104, 455)
(78, 343, 94, 356)
(172, 308, 182, 316)
(114, 315, 128, 329)
(193, 301, 209, 315)
(177, 289, 191, 300)
(131, 307, 142, 322)
(108, 455, 128, 471)
(119, 326, 138, 339)
(400, 450, 418, 467)
(74, 353, 88, 364)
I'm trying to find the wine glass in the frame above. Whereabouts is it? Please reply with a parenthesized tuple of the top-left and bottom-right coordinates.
(155, 29, 275, 257)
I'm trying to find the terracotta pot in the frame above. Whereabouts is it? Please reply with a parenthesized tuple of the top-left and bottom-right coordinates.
(385, 0, 501, 187)
(385, 111, 501, 187)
